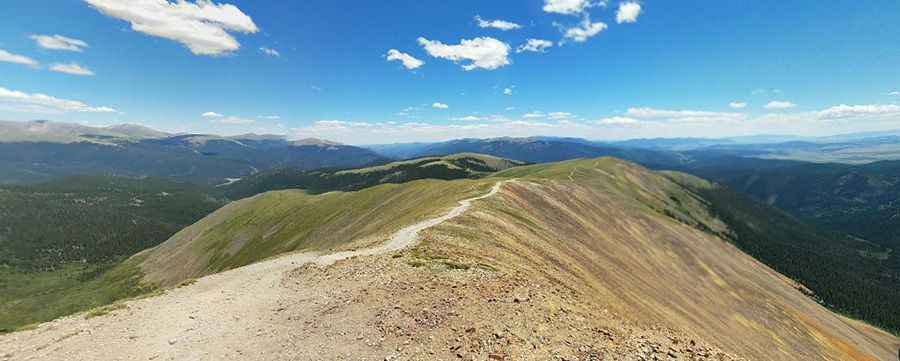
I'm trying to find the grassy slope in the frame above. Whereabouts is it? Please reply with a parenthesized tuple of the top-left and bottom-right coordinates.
(414, 157, 897, 360)
(0, 256, 151, 332)
(0, 155, 517, 331)
(140, 179, 496, 287)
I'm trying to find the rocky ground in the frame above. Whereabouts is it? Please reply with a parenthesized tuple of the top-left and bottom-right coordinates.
(0, 251, 742, 361)
(0, 180, 741, 361)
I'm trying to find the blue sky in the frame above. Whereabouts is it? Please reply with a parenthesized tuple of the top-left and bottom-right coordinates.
(1, 0, 899, 144)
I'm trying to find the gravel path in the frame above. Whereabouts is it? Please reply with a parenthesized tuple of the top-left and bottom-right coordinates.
(0, 180, 511, 361)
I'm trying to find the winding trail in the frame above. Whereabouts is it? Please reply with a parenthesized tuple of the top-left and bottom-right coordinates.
(317, 179, 512, 265)
(0, 180, 512, 361)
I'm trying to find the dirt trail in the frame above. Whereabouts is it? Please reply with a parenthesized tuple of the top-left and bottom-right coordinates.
(316, 179, 511, 265)
(0, 180, 512, 361)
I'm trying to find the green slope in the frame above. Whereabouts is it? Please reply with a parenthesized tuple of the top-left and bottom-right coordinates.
(140, 178, 496, 287)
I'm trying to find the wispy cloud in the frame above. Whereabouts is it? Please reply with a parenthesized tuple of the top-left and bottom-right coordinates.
(0, 86, 115, 113)
(201, 111, 253, 124)
(215, 116, 254, 125)
(259, 47, 280, 57)
(626, 107, 745, 123)
(764, 100, 796, 110)
(597, 116, 640, 125)
(729, 101, 747, 109)
(0, 49, 39, 67)
(50, 62, 95, 76)
(560, 17, 607, 43)
(516, 39, 554, 53)
(451, 115, 483, 121)
(474, 15, 521, 31)
(30, 34, 88, 52)
(818, 104, 900, 119)
(386, 49, 424, 70)
(432, 102, 449, 109)
(288, 102, 900, 144)
(523, 111, 546, 118)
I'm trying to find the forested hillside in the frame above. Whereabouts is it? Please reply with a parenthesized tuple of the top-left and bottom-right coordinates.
(0, 176, 223, 271)
(0, 176, 223, 331)
(219, 153, 524, 199)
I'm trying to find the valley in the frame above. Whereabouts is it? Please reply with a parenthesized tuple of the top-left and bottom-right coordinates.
(2, 157, 897, 360)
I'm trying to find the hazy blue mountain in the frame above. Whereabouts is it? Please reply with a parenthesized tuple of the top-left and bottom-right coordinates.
(0, 121, 387, 185)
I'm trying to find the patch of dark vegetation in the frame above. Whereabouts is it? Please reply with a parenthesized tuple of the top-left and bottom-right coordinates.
(218, 154, 523, 200)
(675, 179, 900, 334)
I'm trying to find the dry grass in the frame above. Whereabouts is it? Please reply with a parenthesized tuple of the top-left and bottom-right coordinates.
(411, 158, 899, 361)
(139, 178, 495, 287)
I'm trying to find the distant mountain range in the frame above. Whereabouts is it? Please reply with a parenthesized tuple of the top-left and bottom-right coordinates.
(0, 120, 388, 185)
(365, 137, 687, 168)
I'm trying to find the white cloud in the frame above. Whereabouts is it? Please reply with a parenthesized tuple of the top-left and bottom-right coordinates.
(50, 62, 95, 76)
(201, 111, 253, 124)
(0, 49, 39, 67)
(290, 117, 596, 145)
(516, 39, 554, 53)
(505, 106, 516, 111)
(451, 115, 483, 121)
(385, 49, 424, 70)
(543, 0, 600, 15)
(30, 34, 88, 52)
(729, 101, 747, 109)
(561, 17, 608, 43)
(597, 116, 639, 125)
(818, 104, 900, 120)
(548, 112, 575, 120)
(626, 107, 745, 123)
(417, 37, 511, 71)
(503, 88, 513, 96)
(83, 0, 259, 56)
(0, 86, 115, 113)
(888, 91, 900, 96)
(523, 111, 545, 118)
(259, 47, 280, 57)
(474, 15, 521, 31)
(432, 102, 449, 109)
(258, 115, 281, 119)
(288, 102, 900, 144)
(764, 100, 796, 110)
(616, 2, 642, 24)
